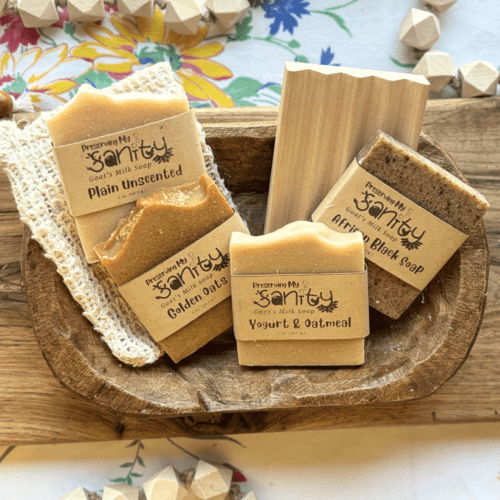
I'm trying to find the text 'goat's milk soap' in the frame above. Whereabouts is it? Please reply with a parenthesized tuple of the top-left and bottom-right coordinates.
(312, 131, 490, 319)
(47, 84, 205, 263)
(230, 221, 369, 366)
(94, 174, 248, 363)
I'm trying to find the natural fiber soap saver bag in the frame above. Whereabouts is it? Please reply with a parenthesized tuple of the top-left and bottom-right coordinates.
(0, 62, 241, 367)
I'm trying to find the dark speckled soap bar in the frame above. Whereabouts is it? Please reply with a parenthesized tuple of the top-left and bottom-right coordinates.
(314, 131, 490, 319)
(358, 131, 489, 318)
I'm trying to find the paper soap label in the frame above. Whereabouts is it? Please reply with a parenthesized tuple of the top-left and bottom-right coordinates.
(231, 271, 369, 341)
(119, 214, 248, 343)
(312, 160, 468, 291)
(52, 110, 206, 217)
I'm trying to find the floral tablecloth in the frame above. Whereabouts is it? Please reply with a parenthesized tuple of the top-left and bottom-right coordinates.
(1, 1, 500, 499)
(1, 0, 499, 113)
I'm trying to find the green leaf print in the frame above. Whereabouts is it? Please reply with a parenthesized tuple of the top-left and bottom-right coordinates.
(227, 11, 253, 42)
(108, 440, 146, 487)
(75, 69, 115, 89)
(224, 76, 262, 105)
(64, 21, 81, 42)
(389, 56, 416, 69)
(267, 84, 282, 95)
(2, 75, 27, 94)
(310, 10, 352, 37)
(224, 77, 281, 106)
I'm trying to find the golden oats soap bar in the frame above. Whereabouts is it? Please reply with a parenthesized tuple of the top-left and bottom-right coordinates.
(47, 84, 206, 263)
(312, 131, 490, 319)
(230, 221, 369, 366)
(95, 174, 243, 363)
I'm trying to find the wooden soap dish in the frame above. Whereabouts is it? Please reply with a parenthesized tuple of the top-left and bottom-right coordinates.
(21, 109, 489, 417)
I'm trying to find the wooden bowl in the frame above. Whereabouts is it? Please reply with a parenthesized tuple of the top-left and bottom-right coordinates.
(21, 113, 489, 417)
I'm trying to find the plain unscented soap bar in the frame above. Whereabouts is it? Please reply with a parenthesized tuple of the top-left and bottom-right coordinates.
(47, 84, 190, 263)
(95, 174, 234, 362)
(230, 221, 366, 366)
(335, 131, 489, 319)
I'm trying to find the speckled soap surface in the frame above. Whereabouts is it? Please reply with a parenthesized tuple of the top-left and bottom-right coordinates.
(356, 131, 488, 318)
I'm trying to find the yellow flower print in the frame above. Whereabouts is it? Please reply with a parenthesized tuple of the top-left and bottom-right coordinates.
(0, 45, 93, 111)
(72, 8, 234, 107)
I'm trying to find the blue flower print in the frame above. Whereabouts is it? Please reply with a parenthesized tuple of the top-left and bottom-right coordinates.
(320, 47, 340, 66)
(262, 0, 311, 35)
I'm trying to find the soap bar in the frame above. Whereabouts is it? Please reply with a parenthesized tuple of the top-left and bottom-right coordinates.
(47, 84, 191, 263)
(230, 221, 368, 366)
(313, 131, 490, 319)
(95, 174, 235, 362)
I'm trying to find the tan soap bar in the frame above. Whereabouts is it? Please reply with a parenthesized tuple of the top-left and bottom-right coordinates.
(315, 131, 490, 319)
(47, 84, 190, 263)
(95, 174, 234, 362)
(230, 221, 367, 366)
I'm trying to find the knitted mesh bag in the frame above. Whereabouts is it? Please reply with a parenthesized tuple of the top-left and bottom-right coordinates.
(0, 62, 239, 367)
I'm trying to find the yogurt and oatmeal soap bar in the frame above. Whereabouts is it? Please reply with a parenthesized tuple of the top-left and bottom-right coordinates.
(230, 221, 369, 366)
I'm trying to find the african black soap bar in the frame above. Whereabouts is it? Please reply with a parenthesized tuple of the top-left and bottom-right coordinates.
(312, 131, 489, 319)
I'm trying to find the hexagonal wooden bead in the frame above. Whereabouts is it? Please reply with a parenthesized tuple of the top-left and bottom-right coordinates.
(205, 0, 250, 29)
(459, 61, 499, 98)
(18, 0, 60, 28)
(102, 484, 140, 500)
(399, 8, 440, 50)
(413, 50, 457, 93)
(163, 0, 203, 35)
(68, 0, 105, 23)
(59, 487, 93, 500)
(426, 0, 457, 13)
(116, 0, 154, 18)
(189, 461, 232, 500)
(143, 465, 188, 500)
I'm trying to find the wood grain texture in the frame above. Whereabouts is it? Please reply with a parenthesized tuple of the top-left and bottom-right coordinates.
(0, 99, 499, 445)
(20, 130, 489, 416)
(263, 63, 429, 234)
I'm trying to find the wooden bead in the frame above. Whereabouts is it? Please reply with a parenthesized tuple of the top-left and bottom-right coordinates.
(0, 90, 13, 118)
(102, 484, 140, 500)
(0, 0, 8, 15)
(413, 50, 457, 93)
(399, 8, 440, 50)
(163, 0, 203, 35)
(459, 61, 499, 98)
(189, 461, 232, 500)
(68, 0, 105, 23)
(59, 487, 93, 500)
(426, 0, 457, 13)
(143, 465, 188, 500)
(205, 0, 250, 29)
(18, 0, 60, 28)
(116, 0, 154, 18)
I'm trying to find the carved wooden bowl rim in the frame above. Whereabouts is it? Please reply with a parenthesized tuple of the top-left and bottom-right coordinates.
(21, 132, 490, 417)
